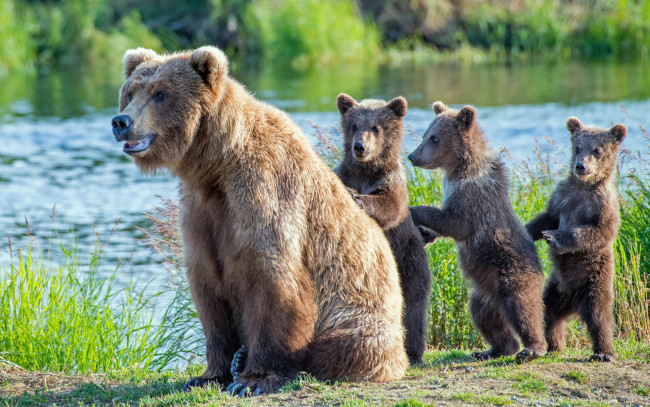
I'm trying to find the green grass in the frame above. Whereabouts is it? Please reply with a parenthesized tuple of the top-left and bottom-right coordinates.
(563, 369, 590, 384)
(0, 228, 197, 373)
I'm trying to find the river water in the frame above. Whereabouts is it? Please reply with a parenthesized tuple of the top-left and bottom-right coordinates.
(1, 60, 648, 293)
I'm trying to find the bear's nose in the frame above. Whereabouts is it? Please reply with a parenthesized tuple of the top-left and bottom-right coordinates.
(407, 152, 414, 162)
(353, 141, 365, 154)
(112, 115, 133, 141)
(575, 162, 586, 175)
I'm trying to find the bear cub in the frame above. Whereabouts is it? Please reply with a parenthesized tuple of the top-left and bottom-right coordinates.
(408, 101, 547, 362)
(526, 117, 626, 362)
(335, 93, 432, 365)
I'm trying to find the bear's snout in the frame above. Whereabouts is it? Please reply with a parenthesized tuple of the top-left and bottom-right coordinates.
(112, 114, 134, 141)
(354, 141, 366, 154)
(575, 162, 586, 175)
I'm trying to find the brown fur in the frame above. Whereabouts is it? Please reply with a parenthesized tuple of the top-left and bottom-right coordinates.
(408, 102, 547, 362)
(113, 46, 408, 394)
(526, 117, 626, 362)
(334, 94, 432, 365)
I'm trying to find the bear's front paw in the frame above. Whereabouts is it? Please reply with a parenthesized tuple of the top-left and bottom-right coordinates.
(227, 374, 285, 397)
(184, 375, 228, 391)
(230, 346, 248, 380)
(542, 230, 564, 252)
(417, 225, 439, 246)
(589, 353, 614, 363)
(346, 187, 365, 209)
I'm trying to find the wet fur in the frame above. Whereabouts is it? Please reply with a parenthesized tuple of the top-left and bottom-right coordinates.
(526, 117, 626, 362)
(117, 47, 408, 394)
(409, 102, 547, 362)
(334, 94, 432, 365)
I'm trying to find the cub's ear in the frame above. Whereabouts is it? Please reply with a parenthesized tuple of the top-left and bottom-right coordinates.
(387, 96, 407, 118)
(566, 117, 584, 134)
(609, 123, 627, 143)
(457, 105, 477, 128)
(123, 48, 157, 78)
(190, 46, 229, 89)
(432, 101, 447, 115)
(337, 93, 358, 114)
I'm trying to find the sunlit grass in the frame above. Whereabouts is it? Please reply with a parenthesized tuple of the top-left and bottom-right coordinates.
(0, 227, 196, 373)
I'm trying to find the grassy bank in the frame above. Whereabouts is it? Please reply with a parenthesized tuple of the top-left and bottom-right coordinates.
(0, 224, 200, 374)
(2, 346, 649, 406)
(1, 0, 649, 72)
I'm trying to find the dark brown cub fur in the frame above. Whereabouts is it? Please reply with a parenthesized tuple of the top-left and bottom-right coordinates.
(335, 93, 432, 365)
(408, 101, 547, 362)
(526, 117, 626, 362)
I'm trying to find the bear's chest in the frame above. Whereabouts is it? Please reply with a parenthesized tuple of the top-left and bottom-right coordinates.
(557, 192, 599, 229)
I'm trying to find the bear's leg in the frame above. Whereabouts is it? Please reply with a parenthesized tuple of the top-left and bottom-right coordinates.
(579, 283, 615, 362)
(400, 245, 431, 365)
(469, 290, 520, 360)
(498, 272, 547, 363)
(543, 275, 574, 354)
(184, 281, 240, 390)
(182, 196, 241, 390)
(227, 262, 316, 396)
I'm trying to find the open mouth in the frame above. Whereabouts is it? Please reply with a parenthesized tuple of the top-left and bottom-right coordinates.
(123, 134, 156, 155)
(353, 151, 370, 161)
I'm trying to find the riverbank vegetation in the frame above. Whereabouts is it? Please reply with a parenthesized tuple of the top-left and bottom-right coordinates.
(1, 0, 649, 72)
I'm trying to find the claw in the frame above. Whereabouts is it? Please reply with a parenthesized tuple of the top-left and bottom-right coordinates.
(589, 353, 614, 362)
(227, 381, 241, 395)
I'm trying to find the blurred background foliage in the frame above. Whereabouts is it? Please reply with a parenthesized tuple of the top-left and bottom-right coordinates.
(1, 0, 649, 72)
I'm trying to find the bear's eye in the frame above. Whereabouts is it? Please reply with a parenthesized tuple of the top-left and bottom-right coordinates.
(127, 91, 133, 102)
(351, 124, 358, 132)
(154, 90, 167, 102)
(372, 125, 380, 133)
(431, 136, 439, 144)
(575, 146, 580, 154)
(594, 147, 602, 157)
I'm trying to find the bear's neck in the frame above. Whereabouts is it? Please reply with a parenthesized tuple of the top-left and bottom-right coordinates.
(447, 128, 493, 181)
(176, 79, 254, 190)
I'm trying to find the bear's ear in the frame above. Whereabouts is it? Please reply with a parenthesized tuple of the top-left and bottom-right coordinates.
(387, 96, 407, 118)
(336, 93, 358, 114)
(432, 101, 447, 115)
(609, 123, 627, 143)
(123, 48, 158, 78)
(457, 105, 477, 129)
(189, 46, 229, 89)
(566, 117, 584, 134)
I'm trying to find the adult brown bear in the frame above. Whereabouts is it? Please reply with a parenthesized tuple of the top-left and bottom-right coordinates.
(111, 46, 408, 395)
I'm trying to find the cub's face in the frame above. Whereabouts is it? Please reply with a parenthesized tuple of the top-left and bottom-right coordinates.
(566, 117, 626, 184)
(112, 47, 229, 173)
(336, 94, 406, 163)
(408, 101, 476, 171)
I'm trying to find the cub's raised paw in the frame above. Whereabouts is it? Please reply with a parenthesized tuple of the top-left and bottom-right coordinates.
(589, 353, 614, 363)
(541, 230, 563, 251)
(417, 225, 439, 246)
(346, 187, 364, 209)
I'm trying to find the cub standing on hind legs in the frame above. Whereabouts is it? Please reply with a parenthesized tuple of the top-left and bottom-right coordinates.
(334, 93, 433, 365)
(408, 101, 547, 362)
(526, 117, 626, 362)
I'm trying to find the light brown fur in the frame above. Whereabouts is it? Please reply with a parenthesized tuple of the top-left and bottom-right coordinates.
(113, 46, 408, 395)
